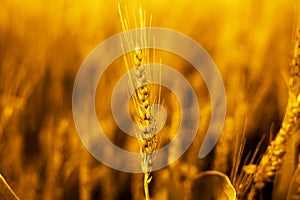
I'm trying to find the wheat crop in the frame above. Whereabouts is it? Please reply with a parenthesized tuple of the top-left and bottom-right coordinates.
(0, 0, 298, 199)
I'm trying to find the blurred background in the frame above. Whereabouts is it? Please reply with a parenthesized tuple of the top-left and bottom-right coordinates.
(0, 0, 297, 199)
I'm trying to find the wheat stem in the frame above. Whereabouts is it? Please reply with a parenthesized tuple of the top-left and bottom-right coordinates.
(144, 172, 151, 200)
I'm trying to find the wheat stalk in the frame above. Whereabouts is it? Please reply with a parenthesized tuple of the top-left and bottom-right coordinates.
(118, 4, 162, 200)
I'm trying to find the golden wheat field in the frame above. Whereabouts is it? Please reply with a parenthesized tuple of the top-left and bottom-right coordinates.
(0, 0, 299, 199)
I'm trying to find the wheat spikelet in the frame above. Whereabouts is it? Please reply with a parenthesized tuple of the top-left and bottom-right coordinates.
(118, 4, 162, 200)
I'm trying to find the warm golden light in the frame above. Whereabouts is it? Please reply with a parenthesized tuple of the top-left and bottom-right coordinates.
(0, 0, 299, 199)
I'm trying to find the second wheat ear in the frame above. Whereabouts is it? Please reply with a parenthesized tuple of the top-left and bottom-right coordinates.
(248, 25, 300, 200)
(118, 4, 162, 200)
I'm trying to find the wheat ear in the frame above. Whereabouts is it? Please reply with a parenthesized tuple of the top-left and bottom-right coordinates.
(248, 18, 300, 199)
(118, 4, 161, 200)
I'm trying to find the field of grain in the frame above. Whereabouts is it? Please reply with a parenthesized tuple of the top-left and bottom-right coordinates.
(0, 0, 299, 199)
